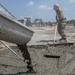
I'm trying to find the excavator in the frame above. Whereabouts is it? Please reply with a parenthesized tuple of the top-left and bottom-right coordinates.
(0, 3, 35, 73)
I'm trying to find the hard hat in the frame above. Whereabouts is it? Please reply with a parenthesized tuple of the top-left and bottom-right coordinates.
(54, 3, 60, 10)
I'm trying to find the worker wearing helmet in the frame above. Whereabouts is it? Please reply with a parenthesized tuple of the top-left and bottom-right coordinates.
(54, 4, 67, 42)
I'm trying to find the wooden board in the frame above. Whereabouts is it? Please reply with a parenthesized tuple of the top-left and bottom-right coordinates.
(49, 40, 74, 46)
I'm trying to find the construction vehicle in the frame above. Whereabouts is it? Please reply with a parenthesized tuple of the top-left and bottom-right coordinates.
(0, 2, 35, 73)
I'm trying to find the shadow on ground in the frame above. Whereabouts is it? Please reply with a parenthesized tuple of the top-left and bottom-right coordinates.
(0, 72, 28, 75)
(0, 64, 26, 68)
(37, 40, 59, 43)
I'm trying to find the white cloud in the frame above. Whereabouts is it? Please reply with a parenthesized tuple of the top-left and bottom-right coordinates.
(38, 5, 52, 10)
(68, 0, 75, 3)
(26, 1, 34, 7)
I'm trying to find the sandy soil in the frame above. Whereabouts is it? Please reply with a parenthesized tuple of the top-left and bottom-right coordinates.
(0, 26, 75, 75)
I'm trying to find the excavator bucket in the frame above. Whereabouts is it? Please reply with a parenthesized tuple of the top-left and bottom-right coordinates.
(0, 11, 34, 45)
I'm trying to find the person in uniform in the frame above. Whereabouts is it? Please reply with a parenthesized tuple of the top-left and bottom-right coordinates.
(53, 4, 67, 42)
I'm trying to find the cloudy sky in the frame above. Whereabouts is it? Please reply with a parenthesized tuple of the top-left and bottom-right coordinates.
(0, 0, 75, 22)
